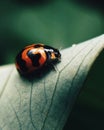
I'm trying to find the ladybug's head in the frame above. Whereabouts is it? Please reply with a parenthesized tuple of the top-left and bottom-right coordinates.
(48, 49, 61, 62)
(54, 49, 61, 60)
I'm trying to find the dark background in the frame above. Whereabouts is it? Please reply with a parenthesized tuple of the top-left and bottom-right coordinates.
(0, 0, 103, 65)
(0, 0, 104, 130)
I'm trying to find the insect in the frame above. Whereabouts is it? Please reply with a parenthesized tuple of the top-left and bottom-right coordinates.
(15, 43, 61, 75)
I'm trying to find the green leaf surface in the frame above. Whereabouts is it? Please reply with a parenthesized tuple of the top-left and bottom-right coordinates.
(0, 35, 104, 130)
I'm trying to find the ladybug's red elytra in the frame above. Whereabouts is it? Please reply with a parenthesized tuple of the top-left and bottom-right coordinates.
(15, 43, 61, 75)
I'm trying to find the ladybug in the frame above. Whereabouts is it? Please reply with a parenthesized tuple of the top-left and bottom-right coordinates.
(15, 43, 61, 75)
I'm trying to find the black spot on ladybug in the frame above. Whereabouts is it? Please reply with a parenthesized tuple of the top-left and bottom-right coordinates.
(44, 50, 51, 62)
(16, 50, 28, 72)
(27, 50, 41, 67)
(34, 44, 43, 48)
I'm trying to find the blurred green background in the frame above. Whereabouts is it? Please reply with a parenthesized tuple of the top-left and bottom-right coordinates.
(0, 0, 103, 65)
(63, 50, 104, 130)
(0, 0, 104, 130)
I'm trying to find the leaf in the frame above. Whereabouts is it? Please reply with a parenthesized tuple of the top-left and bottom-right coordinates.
(0, 35, 104, 130)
